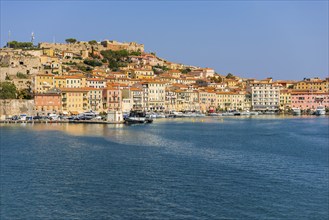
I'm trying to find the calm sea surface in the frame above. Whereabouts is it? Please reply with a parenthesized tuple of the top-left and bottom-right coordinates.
(1, 116, 328, 219)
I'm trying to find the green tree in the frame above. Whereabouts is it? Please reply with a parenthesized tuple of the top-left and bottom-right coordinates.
(65, 38, 77, 44)
(16, 72, 28, 79)
(226, 73, 235, 79)
(130, 51, 142, 56)
(83, 59, 103, 67)
(0, 82, 17, 99)
(180, 68, 191, 74)
(88, 40, 98, 45)
(77, 65, 92, 72)
(7, 41, 33, 49)
(100, 49, 132, 71)
(17, 89, 32, 99)
(209, 76, 223, 83)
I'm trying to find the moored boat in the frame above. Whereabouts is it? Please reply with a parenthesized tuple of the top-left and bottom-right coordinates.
(124, 111, 153, 124)
(221, 112, 234, 116)
(315, 106, 326, 115)
(292, 108, 301, 115)
(208, 113, 221, 116)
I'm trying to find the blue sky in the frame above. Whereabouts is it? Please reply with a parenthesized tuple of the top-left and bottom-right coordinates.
(1, 0, 328, 80)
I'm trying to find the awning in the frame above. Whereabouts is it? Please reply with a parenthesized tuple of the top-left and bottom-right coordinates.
(62, 111, 68, 115)
(70, 111, 79, 115)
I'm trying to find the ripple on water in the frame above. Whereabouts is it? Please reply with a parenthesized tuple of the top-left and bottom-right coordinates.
(0, 117, 328, 219)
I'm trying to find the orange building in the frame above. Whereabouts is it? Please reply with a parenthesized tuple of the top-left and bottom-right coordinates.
(34, 89, 62, 114)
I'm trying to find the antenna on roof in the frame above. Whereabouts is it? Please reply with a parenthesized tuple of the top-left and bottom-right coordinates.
(7, 30, 11, 47)
(53, 36, 56, 44)
(31, 31, 35, 45)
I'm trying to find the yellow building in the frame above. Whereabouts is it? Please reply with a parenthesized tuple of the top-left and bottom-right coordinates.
(65, 76, 83, 88)
(174, 89, 199, 111)
(279, 89, 292, 111)
(295, 78, 329, 92)
(34, 73, 55, 93)
(167, 70, 182, 78)
(54, 76, 67, 88)
(60, 88, 89, 114)
(42, 48, 54, 57)
(40, 55, 59, 65)
(85, 87, 104, 111)
(132, 69, 154, 79)
(225, 79, 239, 88)
(216, 91, 247, 111)
(198, 90, 217, 112)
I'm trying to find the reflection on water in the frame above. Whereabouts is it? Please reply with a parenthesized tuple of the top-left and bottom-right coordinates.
(6, 115, 328, 150)
(1, 116, 328, 219)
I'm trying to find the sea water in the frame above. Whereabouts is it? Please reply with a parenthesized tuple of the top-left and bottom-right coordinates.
(1, 116, 328, 219)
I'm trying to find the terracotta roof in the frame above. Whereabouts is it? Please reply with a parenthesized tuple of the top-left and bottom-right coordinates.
(83, 87, 103, 91)
(130, 88, 142, 91)
(87, 78, 106, 81)
(60, 88, 89, 92)
(36, 73, 54, 76)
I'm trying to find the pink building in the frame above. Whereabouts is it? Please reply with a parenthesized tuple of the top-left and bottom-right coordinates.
(103, 86, 122, 111)
(291, 91, 329, 110)
(34, 89, 62, 113)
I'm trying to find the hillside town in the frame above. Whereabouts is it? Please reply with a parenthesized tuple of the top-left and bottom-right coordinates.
(0, 38, 328, 121)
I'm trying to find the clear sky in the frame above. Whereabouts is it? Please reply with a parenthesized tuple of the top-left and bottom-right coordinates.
(1, 0, 328, 80)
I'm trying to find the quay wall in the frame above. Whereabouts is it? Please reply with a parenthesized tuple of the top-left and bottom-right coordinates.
(0, 99, 35, 120)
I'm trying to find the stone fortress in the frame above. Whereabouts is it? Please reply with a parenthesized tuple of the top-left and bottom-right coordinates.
(39, 39, 144, 54)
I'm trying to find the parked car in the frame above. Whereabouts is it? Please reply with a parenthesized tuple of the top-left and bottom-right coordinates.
(19, 114, 27, 121)
(33, 116, 41, 120)
(11, 115, 19, 120)
(59, 116, 68, 120)
(94, 116, 102, 120)
(48, 114, 59, 120)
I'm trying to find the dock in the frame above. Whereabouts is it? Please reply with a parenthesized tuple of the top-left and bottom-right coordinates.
(0, 120, 124, 125)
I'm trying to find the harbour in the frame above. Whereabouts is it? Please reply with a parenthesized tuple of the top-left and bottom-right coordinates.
(1, 117, 328, 219)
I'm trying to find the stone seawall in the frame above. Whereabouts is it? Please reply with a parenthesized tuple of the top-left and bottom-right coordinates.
(0, 99, 34, 120)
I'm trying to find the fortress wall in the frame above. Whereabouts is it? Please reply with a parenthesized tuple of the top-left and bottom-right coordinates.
(0, 99, 35, 119)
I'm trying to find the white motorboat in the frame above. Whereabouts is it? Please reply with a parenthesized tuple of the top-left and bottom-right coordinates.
(208, 113, 221, 116)
(292, 108, 301, 115)
(240, 111, 251, 116)
(315, 106, 326, 115)
(249, 111, 259, 116)
(221, 112, 234, 116)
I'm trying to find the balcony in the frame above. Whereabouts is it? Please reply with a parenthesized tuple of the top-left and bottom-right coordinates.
(89, 98, 101, 101)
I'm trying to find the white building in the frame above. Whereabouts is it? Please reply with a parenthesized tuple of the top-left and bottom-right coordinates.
(247, 80, 282, 111)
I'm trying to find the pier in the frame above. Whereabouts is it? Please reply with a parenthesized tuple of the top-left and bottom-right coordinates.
(0, 120, 124, 125)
